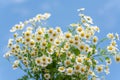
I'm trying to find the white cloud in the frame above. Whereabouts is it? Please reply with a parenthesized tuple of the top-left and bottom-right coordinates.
(39, 1, 60, 11)
(40, 2, 51, 11)
(0, 0, 28, 7)
(98, 0, 120, 30)
(11, 0, 27, 3)
(0, 0, 30, 16)
(12, 7, 30, 16)
(106, 0, 120, 10)
(98, 0, 120, 15)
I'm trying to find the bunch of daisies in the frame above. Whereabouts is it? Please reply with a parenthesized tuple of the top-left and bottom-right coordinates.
(4, 9, 120, 80)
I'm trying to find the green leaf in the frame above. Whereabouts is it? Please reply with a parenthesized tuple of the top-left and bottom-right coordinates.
(18, 75, 29, 80)
(99, 58, 103, 62)
(70, 46, 80, 56)
(47, 42, 51, 48)
(61, 53, 66, 61)
(105, 57, 110, 60)
(45, 33, 49, 39)
(91, 58, 96, 70)
(87, 52, 91, 58)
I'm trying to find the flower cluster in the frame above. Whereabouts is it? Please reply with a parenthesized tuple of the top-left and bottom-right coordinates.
(4, 9, 120, 80)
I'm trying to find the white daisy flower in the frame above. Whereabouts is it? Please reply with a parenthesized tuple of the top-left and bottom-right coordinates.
(74, 64, 81, 73)
(58, 66, 65, 72)
(96, 65, 104, 73)
(115, 54, 120, 63)
(107, 33, 115, 40)
(44, 73, 51, 80)
(66, 67, 73, 75)
(35, 57, 41, 66)
(77, 8, 85, 12)
(12, 60, 20, 69)
(64, 59, 71, 67)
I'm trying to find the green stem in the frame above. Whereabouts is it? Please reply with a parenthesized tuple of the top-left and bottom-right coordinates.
(96, 38, 108, 47)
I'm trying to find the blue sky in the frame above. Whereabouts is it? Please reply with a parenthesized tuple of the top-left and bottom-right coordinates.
(0, 0, 120, 80)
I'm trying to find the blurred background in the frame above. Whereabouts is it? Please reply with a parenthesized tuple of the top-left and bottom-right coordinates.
(0, 0, 120, 80)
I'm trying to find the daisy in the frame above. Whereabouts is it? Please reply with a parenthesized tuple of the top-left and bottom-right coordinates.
(24, 30, 31, 38)
(36, 14, 42, 21)
(54, 39, 61, 46)
(64, 43, 70, 51)
(48, 28, 54, 35)
(80, 66, 86, 74)
(41, 62, 48, 67)
(36, 29, 44, 36)
(23, 57, 28, 61)
(74, 41, 79, 47)
(56, 27, 62, 34)
(15, 24, 20, 30)
(17, 55, 22, 60)
(32, 67, 39, 72)
(10, 27, 16, 32)
(74, 64, 81, 73)
(85, 33, 91, 40)
(104, 66, 110, 75)
(107, 33, 114, 40)
(76, 26, 83, 33)
(30, 51, 37, 57)
(78, 43, 85, 52)
(85, 45, 91, 53)
(25, 37, 31, 44)
(43, 13, 51, 20)
(35, 57, 41, 66)
(70, 23, 79, 27)
(58, 66, 65, 72)
(107, 45, 116, 53)
(68, 38, 74, 44)
(41, 41, 47, 48)
(110, 40, 117, 47)
(64, 60, 71, 67)
(44, 73, 51, 80)
(47, 57, 52, 64)
(12, 60, 20, 69)
(26, 27, 33, 31)
(13, 33, 18, 38)
(47, 48, 54, 55)
(66, 67, 73, 75)
(92, 36, 98, 44)
(77, 8, 85, 12)
(66, 52, 72, 57)
(65, 32, 72, 39)
(23, 60, 28, 67)
(115, 33, 119, 40)
(76, 57, 83, 64)
(115, 54, 120, 63)
(52, 31, 58, 38)
(29, 39, 35, 47)
(74, 35, 79, 41)
(96, 65, 104, 73)
(79, 31, 85, 39)
(35, 35, 42, 42)
(4, 51, 11, 59)
(88, 70, 95, 76)
(94, 26, 100, 32)
(19, 22, 24, 30)
(105, 58, 112, 65)
(41, 55, 48, 63)
(84, 16, 93, 24)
